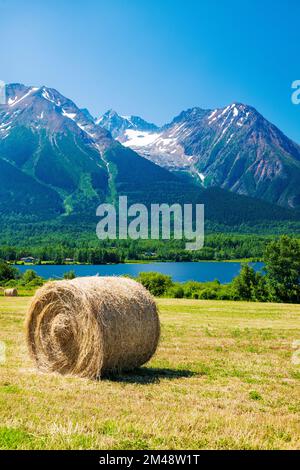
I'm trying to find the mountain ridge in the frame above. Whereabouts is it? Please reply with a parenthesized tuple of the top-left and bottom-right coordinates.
(0, 83, 299, 240)
(97, 104, 300, 209)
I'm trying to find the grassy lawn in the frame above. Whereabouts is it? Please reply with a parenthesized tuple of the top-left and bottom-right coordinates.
(0, 297, 299, 450)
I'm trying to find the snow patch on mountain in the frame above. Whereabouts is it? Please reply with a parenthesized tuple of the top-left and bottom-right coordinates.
(62, 110, 77, 120)
(122, 129, 160, 147)
(9, 87, 37, 107)
(42, 88, 61, 107)
(197, 172, 205, 182)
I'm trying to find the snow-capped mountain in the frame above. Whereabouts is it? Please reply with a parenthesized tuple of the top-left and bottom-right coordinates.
(0, 83, 298, 230)
(97, 104, 300, 209)
(0, 84, 183, 218)
(96, 109, 158, 139)
(1, 83, 112, 149)
(0, 84, 116, 217)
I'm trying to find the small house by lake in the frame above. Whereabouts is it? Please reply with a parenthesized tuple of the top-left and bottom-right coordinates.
(20, 257, 36, 264)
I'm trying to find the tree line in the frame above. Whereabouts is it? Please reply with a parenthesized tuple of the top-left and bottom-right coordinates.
(136, 236, 300, 303)
(0, 236, 299, 304)
(0, 234, 278, 264)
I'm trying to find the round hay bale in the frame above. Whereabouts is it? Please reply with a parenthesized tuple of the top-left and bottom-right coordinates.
(25, 276, 160, 379)
(4, 288, 18, 297)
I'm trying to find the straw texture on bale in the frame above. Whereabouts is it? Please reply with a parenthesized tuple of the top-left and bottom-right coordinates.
(26, 276, 160, 378)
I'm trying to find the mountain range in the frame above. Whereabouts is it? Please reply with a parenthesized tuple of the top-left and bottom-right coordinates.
(0, 83, 299, 240)
(98, 106, 300, 209)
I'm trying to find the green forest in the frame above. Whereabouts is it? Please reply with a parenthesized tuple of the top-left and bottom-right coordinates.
(0, 233, 280, 263)
(1, 236, 300, 304)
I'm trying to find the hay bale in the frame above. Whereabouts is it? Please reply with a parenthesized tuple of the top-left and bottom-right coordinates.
(25, 276, 160, 378)
(4, 288, 18, 297)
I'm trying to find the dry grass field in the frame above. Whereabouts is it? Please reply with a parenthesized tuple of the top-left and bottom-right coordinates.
(0, 296, 299, 450)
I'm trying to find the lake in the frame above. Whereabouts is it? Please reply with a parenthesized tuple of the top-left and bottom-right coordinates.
(15, 261, 264, 284)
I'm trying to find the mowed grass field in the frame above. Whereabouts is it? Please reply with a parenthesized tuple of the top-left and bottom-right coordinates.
(0, 297, 299, 450)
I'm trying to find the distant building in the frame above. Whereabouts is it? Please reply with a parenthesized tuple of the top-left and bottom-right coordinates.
(20, 257, 36, 263)
(143, 252, 157, 257)
(64, 258, 75, 263)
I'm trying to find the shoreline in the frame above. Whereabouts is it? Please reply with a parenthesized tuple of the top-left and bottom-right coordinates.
(12, 258, 261, 267)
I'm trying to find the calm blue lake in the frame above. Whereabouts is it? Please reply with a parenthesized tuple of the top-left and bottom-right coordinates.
(15, 262, 264, 284)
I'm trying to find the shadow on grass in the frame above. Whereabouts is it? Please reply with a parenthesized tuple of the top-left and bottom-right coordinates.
(103, 367, 195, 384)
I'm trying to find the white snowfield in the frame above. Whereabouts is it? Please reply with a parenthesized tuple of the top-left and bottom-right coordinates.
(62, 109, 77, 120)
(122, 129, 161, 147)
(117, 124, 201, 177)
(99, 103, 254, 187)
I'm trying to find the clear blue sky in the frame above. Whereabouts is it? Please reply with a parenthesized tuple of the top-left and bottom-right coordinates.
(1, 0, 299, 141)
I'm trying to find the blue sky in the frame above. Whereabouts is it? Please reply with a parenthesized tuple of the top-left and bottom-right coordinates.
(1, 0, 299, 141)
